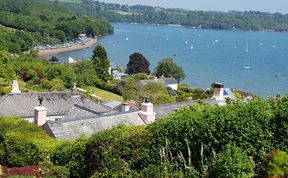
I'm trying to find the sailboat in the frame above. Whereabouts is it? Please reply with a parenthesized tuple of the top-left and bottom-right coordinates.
(242, 43, 252, 70)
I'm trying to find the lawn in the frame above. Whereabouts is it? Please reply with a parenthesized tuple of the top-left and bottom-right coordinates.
(82, 86, 123, 102)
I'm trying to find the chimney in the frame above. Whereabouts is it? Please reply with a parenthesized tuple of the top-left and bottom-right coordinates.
(11, 80, 21, 94)
(71, 83, 80, 96)
(211, 82, 226, 106)
(138, 101, 156, 123)
(122, 103, 130, 112)
(34, 106, 47, 126)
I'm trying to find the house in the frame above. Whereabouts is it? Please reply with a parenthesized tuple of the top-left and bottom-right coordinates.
(0, 81, 221, 140)
(108, 63, 128, 80)
(139, 77, 178, 90)
(211, 82, 238, 106)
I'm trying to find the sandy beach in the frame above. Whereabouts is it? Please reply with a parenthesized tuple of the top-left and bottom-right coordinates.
(37, 38, 98, 57)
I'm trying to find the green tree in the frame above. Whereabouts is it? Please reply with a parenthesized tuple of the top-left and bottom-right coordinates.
(154, 58, 185, 82)
(126, 52, 150, 75)
(91, 45, 110, 82)
(208, 144, 254, 178)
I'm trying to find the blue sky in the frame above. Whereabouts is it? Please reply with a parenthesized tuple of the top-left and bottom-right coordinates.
(100, 0, 288, 14)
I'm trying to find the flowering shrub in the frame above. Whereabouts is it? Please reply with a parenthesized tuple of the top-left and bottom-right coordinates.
(7, 165, 38, 176)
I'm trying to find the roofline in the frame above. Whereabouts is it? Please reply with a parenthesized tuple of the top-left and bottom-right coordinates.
(47, 110, 141, 124)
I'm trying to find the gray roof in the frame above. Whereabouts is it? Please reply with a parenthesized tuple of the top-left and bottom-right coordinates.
(45, 111, 145, 140)
(163, 78, 178, 84)
(105, 101, 139, 112)
(139, 78, 177, 86)
(139, 79, 165, 86)
(0, 92, 113, 118)
(224, 88, 237, 100)
(105, 101, 122, 109)
(154, 99, 217, 119)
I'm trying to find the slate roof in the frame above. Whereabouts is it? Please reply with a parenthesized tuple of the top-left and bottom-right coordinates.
(139, 78, 178, 86)
(104, 101, 139, 112)
(154, 99, 217, 119)
(0, 92, 113, 118)
(45, 111, 145, 140)
(163, 78, 178, 84)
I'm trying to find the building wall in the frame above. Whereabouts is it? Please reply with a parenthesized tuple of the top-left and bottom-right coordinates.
(167, 84, 178, 90)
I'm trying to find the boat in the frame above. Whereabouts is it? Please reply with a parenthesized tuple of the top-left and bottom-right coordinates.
(275, 74, 280, 77)
(242, 44, 252, 70)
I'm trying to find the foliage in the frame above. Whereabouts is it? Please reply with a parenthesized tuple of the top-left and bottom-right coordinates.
(269, 97, 288, 151)
(51, 137, 89, 178)
(79, 1, 288, 32)
(0, 0, 113, 53)
(39, 156, 70, 178)
(91, 45, 110, 82)
(148, 99, 274, 172)
(0, 117, 58, 167)
(126, 52, 150, 75)
(154, 58, 185, 82)
(47, 64, 76, 88)
(84, 126, 152, 177)
(133, 73, 149, 81)
(6, 165, 38, 177)
(2, 131, 41, 166)
(121, 77, 175, 104)
(208, 144, 254, 178)
(264, 149, 288, 177)
(177, 84, 213, 101)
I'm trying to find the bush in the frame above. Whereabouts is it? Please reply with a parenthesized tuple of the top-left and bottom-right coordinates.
(148, 99, 274, 172)
(84, 126, 152, 177)
(264, 149, 288, 177)
(3, 132, 40, 166)
(208, 144, 254, 178)
(51, 137, 88, 178)
(0, 117, 58, 167)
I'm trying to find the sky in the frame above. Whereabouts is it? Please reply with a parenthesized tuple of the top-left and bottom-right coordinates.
(100, 0, 288, 14)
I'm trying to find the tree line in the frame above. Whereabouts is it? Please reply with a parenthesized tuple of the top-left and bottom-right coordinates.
(76, 0, 288, 32)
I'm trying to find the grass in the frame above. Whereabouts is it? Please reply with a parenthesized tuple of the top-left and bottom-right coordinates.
(82, 86, 123, 102)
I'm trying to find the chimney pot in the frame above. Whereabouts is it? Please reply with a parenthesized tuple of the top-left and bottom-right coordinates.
(138, 102, 156, 123)
(122, 103, 130, 112)
(11, 80, 21, 94)
(34, 106, 47, 126)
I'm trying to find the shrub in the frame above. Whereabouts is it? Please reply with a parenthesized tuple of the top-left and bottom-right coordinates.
(84, 126, 152, 177)
(148, 99, 274, 171)
(265, 149, 288, 177)
(51, 137, 88, 178)
(208, 144, 254, 178)
(0, 117, 58, 167)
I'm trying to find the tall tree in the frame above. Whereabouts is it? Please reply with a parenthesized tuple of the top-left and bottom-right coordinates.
(91, 45, 110, 82)
(126, 52, 150, 75)
(153, 58, 185, 82)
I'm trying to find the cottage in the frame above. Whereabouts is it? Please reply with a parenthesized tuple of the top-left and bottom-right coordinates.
(139, 77, 178, 90)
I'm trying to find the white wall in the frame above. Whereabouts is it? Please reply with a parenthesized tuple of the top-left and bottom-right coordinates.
(167, 84, 178, 90)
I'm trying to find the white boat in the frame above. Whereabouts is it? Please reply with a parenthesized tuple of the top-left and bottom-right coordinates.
(242, 44, 252, 70)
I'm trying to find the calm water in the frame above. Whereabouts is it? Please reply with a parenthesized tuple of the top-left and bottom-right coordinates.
(55, 23, 288, 97)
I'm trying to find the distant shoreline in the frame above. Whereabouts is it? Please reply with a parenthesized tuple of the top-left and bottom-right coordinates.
(37, 38, 98, 57)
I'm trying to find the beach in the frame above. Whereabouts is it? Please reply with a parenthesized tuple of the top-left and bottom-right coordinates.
(37, 38, 98, 57)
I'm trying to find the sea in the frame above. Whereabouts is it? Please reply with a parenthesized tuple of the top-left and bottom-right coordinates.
(55, 23, 288, 98)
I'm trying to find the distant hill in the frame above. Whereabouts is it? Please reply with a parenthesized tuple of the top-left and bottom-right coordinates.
(0, 0, 113, 53)
(66, 0, 288, 32)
